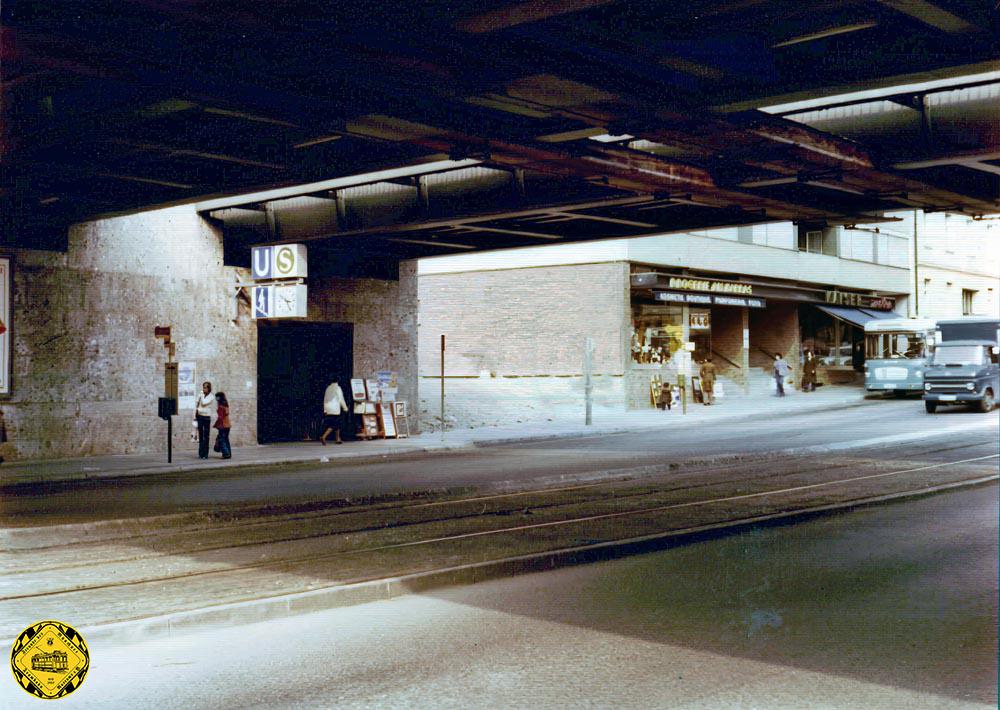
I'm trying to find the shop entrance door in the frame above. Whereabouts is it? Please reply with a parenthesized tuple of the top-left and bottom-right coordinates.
(257, 322, 353, 443)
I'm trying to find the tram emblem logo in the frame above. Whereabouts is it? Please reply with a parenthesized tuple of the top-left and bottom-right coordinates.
(11, 620, 90, 700)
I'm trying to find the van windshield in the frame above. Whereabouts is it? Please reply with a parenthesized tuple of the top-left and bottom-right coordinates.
(931, 345, 983, 366)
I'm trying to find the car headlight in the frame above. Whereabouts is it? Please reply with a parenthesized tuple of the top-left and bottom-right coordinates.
(966, 382, 976, 391)
(913, 370, 922, 378)
(924, 383, 932, 391)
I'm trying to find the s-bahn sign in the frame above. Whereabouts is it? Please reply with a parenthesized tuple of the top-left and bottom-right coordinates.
(252, 244, 308, 280)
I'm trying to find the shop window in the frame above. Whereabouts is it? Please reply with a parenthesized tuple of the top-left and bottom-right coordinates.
(631, 306, 683, 366)
(962, 289, 976, 315)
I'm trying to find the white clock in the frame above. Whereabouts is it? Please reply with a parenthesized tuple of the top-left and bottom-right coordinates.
(273, 284, 307, 318)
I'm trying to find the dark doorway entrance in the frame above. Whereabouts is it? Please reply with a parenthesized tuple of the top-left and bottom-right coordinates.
(257, 322, 353, 444)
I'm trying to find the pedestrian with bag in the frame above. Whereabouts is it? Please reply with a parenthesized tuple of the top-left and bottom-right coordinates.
(213, 392, 232, 459)
(193, 381, 214, 459)
(773, 353, 791, 397)
(801, 350, 818, 392)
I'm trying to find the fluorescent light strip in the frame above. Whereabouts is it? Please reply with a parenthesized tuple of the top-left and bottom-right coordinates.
(760, 70, 1000, 114)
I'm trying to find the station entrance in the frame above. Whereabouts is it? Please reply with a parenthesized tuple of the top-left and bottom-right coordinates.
(257, 322, 353, 444)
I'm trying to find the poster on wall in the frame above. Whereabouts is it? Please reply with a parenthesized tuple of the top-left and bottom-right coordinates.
(177, 362, 197, 411)
(375, 370, 398, 402)
(0, 256, 10, 395)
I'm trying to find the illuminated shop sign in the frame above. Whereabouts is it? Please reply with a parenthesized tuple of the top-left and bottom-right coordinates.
(655, 291, 766, 309)
(824, 290, 894, 310)
(667, 277, 752, 295)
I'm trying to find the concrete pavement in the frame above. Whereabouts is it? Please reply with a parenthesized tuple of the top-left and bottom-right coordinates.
(1, 385, 873, 487)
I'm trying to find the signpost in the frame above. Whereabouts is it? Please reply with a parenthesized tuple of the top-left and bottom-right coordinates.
(155, 326, 177, 463)
(251, 244, 309, 320)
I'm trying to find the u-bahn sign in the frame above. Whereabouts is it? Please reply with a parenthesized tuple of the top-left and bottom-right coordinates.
(252, 244, 308, 280)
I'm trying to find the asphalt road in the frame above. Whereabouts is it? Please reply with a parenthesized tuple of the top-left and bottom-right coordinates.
(4, 483, 994, 710)
(3, 401, 997, 525)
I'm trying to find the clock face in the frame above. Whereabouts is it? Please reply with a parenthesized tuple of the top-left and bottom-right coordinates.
(274, 286, 297, 317)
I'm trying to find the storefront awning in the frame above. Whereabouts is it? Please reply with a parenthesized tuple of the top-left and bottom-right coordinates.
(816, 305, 896, 328)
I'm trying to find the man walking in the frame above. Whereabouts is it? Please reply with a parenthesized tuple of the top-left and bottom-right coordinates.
(802, 350, 818, 392)
(773, 353, 791, 397)
(698, 358, 717, 405)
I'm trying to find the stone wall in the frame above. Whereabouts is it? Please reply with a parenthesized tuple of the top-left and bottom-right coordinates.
(1, 205, 418, 461)
(308, 261, 419, 417)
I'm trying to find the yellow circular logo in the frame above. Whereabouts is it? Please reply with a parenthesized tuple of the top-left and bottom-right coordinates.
(275, 246, 295, 275)
(10, 621, 89, 700)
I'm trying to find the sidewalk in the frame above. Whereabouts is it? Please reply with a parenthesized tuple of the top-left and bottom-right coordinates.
(1, 386, 874, 487)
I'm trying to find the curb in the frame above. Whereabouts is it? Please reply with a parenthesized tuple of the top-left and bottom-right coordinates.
(468, 397, 872, 447)
(16, 473, 993, 649)
(0, 396, 873, 488)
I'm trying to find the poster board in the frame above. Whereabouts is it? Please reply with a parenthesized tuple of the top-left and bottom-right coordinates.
(365, 378, 380, 402)
(350, 379, 367, 402)
(380, 403, 397, 438)
(361, 414, 379, 438)
(0, 256, 10, 395)
(178, 362, 197, 411)
(393, 401, 410, 438)
(376, 370, 398, 402)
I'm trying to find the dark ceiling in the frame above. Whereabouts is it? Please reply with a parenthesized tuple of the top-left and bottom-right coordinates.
(2, 0, 998, 255)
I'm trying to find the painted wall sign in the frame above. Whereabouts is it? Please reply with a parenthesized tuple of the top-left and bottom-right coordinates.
(251, 244, 308, 280)
(0, 256, 10, 395)
(655, 291, 766, 309)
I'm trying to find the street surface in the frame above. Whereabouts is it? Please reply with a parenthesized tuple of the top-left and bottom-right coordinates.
(2, 484, 994, 709)
(2, 401, 996, 523)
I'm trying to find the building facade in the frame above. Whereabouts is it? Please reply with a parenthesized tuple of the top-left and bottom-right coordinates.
(418, 211, 999, 428)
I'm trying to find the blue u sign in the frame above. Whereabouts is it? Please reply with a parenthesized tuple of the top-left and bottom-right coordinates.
(252, 246, 272, 280)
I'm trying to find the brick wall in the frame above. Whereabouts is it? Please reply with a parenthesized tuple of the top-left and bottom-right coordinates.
(749, 303, 800, 374)
(418, 262, 629, 377)
(710, 307, 745, 383)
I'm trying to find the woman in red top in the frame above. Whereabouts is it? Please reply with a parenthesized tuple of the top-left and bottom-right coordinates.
(213, 392, 232, 459)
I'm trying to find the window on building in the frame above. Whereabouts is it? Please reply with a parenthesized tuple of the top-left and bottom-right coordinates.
(631, 306, 684, 366)
(962, 289, 976, 315)
(797, 227, 838, 256)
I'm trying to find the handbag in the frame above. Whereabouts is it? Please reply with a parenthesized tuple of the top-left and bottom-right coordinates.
(213, 436, 222, 453)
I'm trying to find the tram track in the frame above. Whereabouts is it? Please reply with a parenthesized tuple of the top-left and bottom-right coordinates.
(7, 433, 995, 560)
(3, 452, 995, 610)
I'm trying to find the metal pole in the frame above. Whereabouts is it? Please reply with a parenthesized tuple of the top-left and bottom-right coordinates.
(584, 337, 594, 426)
(440, 334, 445, 441)
(167, 415, 172, 464)
(912, 208, 920, 317)
(741, 306, 750, 396)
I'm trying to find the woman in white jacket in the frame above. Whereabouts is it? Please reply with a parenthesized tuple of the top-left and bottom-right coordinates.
(320, 380, 349, 445)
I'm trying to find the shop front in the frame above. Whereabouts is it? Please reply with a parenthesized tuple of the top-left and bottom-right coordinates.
(628, 269, 901, 406)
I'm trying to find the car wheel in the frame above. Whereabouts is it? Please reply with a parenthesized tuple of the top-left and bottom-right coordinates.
(979, 389, 995, 413)
(925, 401, 937, 414)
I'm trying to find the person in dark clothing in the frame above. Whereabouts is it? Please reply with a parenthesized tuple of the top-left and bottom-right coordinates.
(193, 381, 214, 459)
(214, 392, 232, 459)
(802, 351, 818, 392)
